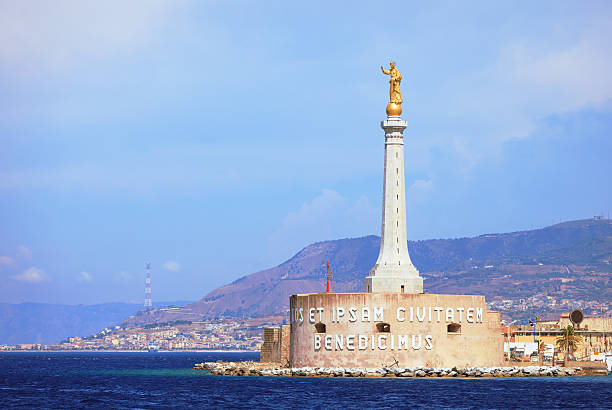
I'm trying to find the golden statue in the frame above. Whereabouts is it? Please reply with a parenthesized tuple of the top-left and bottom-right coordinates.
(381, 61, 403, 116)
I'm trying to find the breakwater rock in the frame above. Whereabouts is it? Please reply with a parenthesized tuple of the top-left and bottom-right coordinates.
(193, 362, 584, 377)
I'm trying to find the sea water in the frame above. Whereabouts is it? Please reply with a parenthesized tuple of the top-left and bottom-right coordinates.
(0, 352, 610, 409)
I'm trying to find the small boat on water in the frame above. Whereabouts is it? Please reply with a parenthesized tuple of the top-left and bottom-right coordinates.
(147, 344, 159, 352)
(606, 354, 612, 373)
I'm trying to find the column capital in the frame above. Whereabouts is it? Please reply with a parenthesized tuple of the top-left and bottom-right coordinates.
(381, 116, 407, 139)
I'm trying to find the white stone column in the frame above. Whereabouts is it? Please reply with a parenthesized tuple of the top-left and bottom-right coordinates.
(365, 115, 423, 293)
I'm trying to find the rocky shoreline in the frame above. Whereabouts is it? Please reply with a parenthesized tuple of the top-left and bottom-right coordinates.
(193, 361, 588, 377)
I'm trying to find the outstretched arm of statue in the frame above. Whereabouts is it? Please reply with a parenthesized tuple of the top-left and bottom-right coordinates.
(381, 66, 390, 75)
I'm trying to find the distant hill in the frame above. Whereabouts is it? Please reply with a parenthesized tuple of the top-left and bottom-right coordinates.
(121, 218, 611, 327)
(409, 218, 612, 270)
(0, 301, 191, 344)
(14, 219, 610, 342)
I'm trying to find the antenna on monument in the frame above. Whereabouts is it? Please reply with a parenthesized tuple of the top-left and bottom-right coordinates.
(144, 263, 152, 309)
(325, 261, 334, 293)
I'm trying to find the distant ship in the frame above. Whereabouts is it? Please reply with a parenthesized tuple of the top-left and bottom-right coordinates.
(147, 344, 159, 352)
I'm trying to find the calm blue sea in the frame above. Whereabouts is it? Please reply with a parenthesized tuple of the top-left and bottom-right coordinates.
(0, 352, 610, 409)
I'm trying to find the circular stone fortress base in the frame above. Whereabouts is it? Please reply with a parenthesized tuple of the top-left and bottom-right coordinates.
(289, 292, 503, 369)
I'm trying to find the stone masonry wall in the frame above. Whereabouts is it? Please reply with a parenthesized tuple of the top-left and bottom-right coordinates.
(261, 325, 291, 364)
(290, 292, 503, 368)
(260, 328, 281, 363)
(281, 324, 290, 365)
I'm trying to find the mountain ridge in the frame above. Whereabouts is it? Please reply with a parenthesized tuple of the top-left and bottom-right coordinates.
(121, 218, 611, 326)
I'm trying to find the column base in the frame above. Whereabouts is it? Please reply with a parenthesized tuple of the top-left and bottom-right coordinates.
(365, 275, 423, 294)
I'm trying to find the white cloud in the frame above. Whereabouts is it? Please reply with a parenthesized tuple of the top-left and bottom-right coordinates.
(402, 21, 612, 181)
(0, 256, 13, 265)
(407, 179, 434, 205)
(117, 271, 132, 281)
(78, 271, 93, 282)
(473, 29, 612, 138)
(11, 267, 49, 283)
(347, 195, 379, 227)
(163, 261, 181, 272)
(267, 189, 379, 263)
(16, 246, 32, 257)
(277, 189, 344, 233)
(0, 1, 182, 71)
(0, 140, 376, 194)
(504, 36, 612, 112)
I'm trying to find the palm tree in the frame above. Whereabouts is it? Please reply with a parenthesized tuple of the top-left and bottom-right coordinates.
(556, 325, 581, 361)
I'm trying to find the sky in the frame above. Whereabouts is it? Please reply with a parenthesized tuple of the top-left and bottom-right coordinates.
(1, 1, 611, 304)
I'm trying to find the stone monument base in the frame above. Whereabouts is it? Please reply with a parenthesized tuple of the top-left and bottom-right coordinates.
(365, 274, 423, 294)
(289, 292, 503, 369)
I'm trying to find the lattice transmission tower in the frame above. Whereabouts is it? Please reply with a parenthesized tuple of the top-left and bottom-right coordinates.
(144, 263, 152, 309)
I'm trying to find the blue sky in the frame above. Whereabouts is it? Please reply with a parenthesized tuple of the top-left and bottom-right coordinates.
(1, 1, 611, 304)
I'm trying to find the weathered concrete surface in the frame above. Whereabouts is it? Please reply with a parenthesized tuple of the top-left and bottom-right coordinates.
(260, 328, 282, 363)
(260, 325, 290, 364)
(194, 361, 594, 377)
(280, 324, 290, 364)
(289, 292, 503, 369)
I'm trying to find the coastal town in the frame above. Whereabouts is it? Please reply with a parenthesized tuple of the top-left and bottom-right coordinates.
(3, 308, 611, 367)
(0, 316, 283, 352)
(488, 295, 611, 322)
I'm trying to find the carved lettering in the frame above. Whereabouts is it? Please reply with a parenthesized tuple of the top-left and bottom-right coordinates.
(324, 335, 332, 350)
(346, 335, 355, 350)
(335, 335, 343, 350)
(416, 307, 426, 322)
(337, 307, 345, 322)
(374, 307, 384, 322)
(411, 334, 422, 350)
(457, 307, 464, 322)
(425, 335, 433, 350)
(445, 307, 454, 323)
(362, 307, 370, 322)
(467, 308, 474, 323)
(348, 307, 357, 322)
(397, 307, 406, 322)
(359, 335, 368, 350)
(378, 335, 387, 350)
(434, 307, 443, 322)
